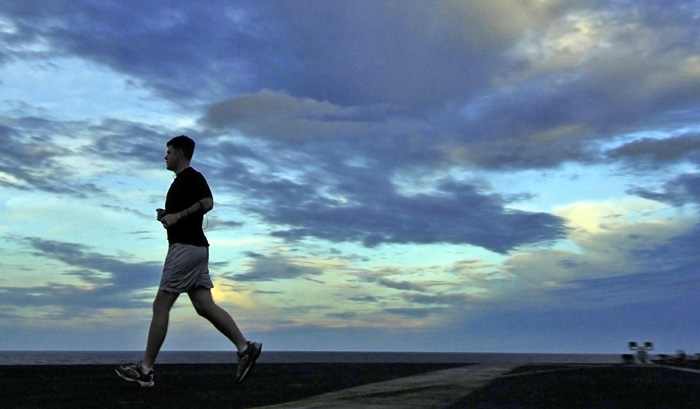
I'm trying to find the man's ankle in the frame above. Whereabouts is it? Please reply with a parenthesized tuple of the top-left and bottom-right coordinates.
(140, 361, 153, 374)
(238, 341, 250, 354)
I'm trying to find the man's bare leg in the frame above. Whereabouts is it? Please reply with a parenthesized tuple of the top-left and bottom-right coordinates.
(142, 290, 180, 369)
(188, 287, 248, 351)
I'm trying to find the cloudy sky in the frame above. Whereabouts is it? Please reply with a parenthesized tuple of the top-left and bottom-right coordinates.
(2, 0, 700, 354)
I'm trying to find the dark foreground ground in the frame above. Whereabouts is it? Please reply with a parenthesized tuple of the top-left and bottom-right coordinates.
(0, 362, 465, 409)
(449, 365, 700, 409)
(3, 363, 700, 409)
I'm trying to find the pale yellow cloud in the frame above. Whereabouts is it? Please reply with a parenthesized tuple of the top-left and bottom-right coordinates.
(211, 279, 256, 309)
(504, 199, 696, 288)
(682, 56, 700, 78)
(555, 199, 666, 234)
(450, 0, 564, 42)
(503, 10, 616, 82)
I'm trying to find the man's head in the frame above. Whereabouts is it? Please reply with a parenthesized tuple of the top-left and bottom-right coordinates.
(165, 135, 195, 172)
(167, 135, 195, 159)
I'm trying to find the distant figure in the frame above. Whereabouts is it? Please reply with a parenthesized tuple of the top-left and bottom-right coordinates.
(676, 350, 686, 362)
(116, 135, 261, 387)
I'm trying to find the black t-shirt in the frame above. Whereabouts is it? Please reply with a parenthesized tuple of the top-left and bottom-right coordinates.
(164, 167, 212, 246)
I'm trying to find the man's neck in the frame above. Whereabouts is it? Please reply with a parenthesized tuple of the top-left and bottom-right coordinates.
(174, 162, 192, 175)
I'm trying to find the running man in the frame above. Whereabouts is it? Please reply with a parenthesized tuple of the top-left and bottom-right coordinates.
(116, 135, 261, 387)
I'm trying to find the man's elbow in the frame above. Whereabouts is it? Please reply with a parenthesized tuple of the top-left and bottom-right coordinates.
(201, 197, 214, 213)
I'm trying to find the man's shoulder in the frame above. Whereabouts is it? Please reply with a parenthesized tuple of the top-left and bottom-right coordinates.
(180, 167, 207, 181)
(181, 168, 212, 196)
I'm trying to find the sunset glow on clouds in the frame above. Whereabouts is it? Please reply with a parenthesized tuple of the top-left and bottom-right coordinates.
(2, 0, 700, 353)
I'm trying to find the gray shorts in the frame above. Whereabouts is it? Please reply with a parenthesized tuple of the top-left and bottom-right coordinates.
(159, 243, 214, 293)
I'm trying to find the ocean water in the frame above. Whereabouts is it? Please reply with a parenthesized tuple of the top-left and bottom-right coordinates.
(0, 350, 620, 365)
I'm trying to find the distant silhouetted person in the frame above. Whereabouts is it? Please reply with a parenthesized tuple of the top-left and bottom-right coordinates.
(116, 135, 261, 387)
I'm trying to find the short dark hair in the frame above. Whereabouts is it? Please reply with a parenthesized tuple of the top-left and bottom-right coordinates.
(167, 135, 195, 159)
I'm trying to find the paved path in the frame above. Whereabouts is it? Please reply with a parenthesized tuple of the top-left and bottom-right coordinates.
(253, 363, 517, 409)
(658, 364, 700, 375)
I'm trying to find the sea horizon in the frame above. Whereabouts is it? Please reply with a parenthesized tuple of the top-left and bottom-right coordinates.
(0, 350, 621, 365)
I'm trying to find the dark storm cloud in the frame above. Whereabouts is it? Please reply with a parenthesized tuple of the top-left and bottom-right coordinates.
(200, 131, 570, 252)
(3, 0, 700, 175)
(384, 307, 443, 318)
(549, 222, 700, 308)
(0, 0, 512, 109)
(85, 119, 173, 164)
(228, 253, 323, 282)
(613, 134, 700, 207)
(0, 237, 160, 316)
(377, 278, 426, 292)
(201, 90, 401, 141)
(24, 237, 160, 291)
(631, 222, 700, 276)
(444, 1, 700, 170)
(198, 117, 570, 253)
(608, 133, 700, 166)
(0, 0, 263, 101)
(630, 173, 700, 208)
(260, 171, 567, 253)
(0, 282, 150, 317)
(189, 0, 700, 172)
(0, 111, 178, 197)
(242, 0, 519, 111)
(3, 1, 700, 162)
(326, 312, 357, 320)
(0, 116, 105, 197)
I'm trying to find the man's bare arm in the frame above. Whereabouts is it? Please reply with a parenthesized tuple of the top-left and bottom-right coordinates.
(161, 197, 213, 228)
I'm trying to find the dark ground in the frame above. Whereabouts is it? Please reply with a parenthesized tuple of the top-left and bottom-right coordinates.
(4, 363, 700, 409)
(0, 362, 466, 409)
(449, 365, 700, 409)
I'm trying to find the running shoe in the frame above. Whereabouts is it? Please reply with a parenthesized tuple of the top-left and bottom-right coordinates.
(115, 362, 154, 387)
(236, 341, 262, 384)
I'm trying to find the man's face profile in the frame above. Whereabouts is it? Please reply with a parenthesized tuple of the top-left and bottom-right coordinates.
(164, 146, 182, 171)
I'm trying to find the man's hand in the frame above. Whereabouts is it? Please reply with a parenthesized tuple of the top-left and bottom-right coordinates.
(158, 198, 212, 229)
(160, 213, 181, 229)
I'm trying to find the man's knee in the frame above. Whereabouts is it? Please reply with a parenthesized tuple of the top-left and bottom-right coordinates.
(152, 300, 171, 316)
(152, 291, 178, 315)
(192, 298, 217, 317)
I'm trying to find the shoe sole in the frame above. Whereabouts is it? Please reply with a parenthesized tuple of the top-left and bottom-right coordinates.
(237, 344, 262, 384)
(115, 369, 155, 387)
